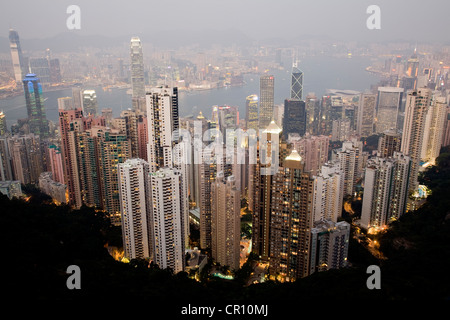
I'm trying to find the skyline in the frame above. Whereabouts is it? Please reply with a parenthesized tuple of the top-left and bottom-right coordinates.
(1, 0, 450, 306)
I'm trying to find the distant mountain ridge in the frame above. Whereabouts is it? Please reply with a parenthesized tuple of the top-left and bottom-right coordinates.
(0, 29, 257, 53)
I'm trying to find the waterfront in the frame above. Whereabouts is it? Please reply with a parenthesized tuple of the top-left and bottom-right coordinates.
(0, 55, 382, 128)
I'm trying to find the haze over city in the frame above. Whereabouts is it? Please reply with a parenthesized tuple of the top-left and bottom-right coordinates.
(1, 0, 450, 310)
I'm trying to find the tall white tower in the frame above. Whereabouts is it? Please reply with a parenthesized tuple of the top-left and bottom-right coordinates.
(401, 88, 431, 194)
(130, 37, 146, 113)
(149, 167, 185, 273)
(118, 158, 152, 260)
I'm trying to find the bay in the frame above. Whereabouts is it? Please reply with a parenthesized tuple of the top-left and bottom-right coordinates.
(0, 55, 381, 128)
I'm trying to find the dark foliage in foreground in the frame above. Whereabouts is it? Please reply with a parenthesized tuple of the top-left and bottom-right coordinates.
(3, 147, 450, 301)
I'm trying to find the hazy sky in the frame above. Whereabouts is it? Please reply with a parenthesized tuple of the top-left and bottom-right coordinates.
(1, 0, 449, 43)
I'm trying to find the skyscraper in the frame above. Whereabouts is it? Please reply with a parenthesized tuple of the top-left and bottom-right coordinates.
(268, 149, 314, 281)
(58, 105, 106, 208)
(8, 134, 44, 185)
(360, 152, 411, 231)
(113, 109, 139, 158)
(9, 29, 26, 82)
(312, 161, 344, 223)
(82, 90, 98, 116)
(146, 86, 179, 172)
(288, 134, 329, 176)
(0, 111, 6, 136)
(282, 99, 306, 139)
(421, 94, 447, 165)
(22, 74, 49, 138)
(375, 87, 404, 133)
(259, 75, 275, 129)
(337, 139, 363, 197)
(290, 61, 303, 100)
(118, 158, 152, 260)
(246, 94, 259, 132)
(305, 93, 319, 135)
(356, 93, 376, 137)
(377, 129, 401, 158)
(401, 88, 431, 194)
(211, 173, 241, 270)
(149, 167, 185, 273)
(0, 137, 13, 181)
(75, 127, 131, 225)
(130, 37, 146, 113)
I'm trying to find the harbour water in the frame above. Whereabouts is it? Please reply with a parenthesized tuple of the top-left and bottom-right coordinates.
(0, 55, 381, 128)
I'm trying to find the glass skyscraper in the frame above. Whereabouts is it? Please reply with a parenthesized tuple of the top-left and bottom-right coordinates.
(22, 73, 49, 138)
(9, 29, 26, 82)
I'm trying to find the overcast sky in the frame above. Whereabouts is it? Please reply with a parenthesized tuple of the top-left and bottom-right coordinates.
(1, 0, 449, 43)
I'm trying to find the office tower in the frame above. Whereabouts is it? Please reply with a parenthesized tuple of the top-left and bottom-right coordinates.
(401, 88, 431, 194)
(211, 173, 240, 270)
(317, 95, 332, 136)
(282, 99, 306, 139)
(288, 134, 329, 176)
(29, 58, 51, 84)
(217, 105, 239, 143)
(421, 94, 447, 165)
(290, 61, 303, 100)
(375, 87, 404, 133)
(72, 87, 83, 110)
(49, 58, 62, 83)
(360, 152, 411, 231)
(0, 111, 6, 135)
(149, 167, 185, 273)
(405, 51, 419, 90)
(268, 150, 314, 282)
(344, 105, 356, 130)
(137, 115, 148, 161)
(310, 220, 350, 274)
(273, 104, 284, 129)
(0, 138, 13, 181)
(8, 134, 44, 185)
(118, 158, 152, 260)
(130, 37, 146, 113)
(23, 74, 49, 138)
(331, 118, 351, 142)
(329, 96, 344, 121)
(337, 139, 363, 197)
(259, 75, 275, 129)
(57, 97, 74, 111)
(356, 93, 376, 137)
(38, 172, 66, 204)
(377, 129, 401, 158)
(312, 162, 344, 223)
(82, 90, 98, 116)
(146, 86, 179, 172)
(47, 144, 65, 184)
(305, 93, 319, 135)
(246, 94, 259, 132)
(9, 29, 26, 82)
